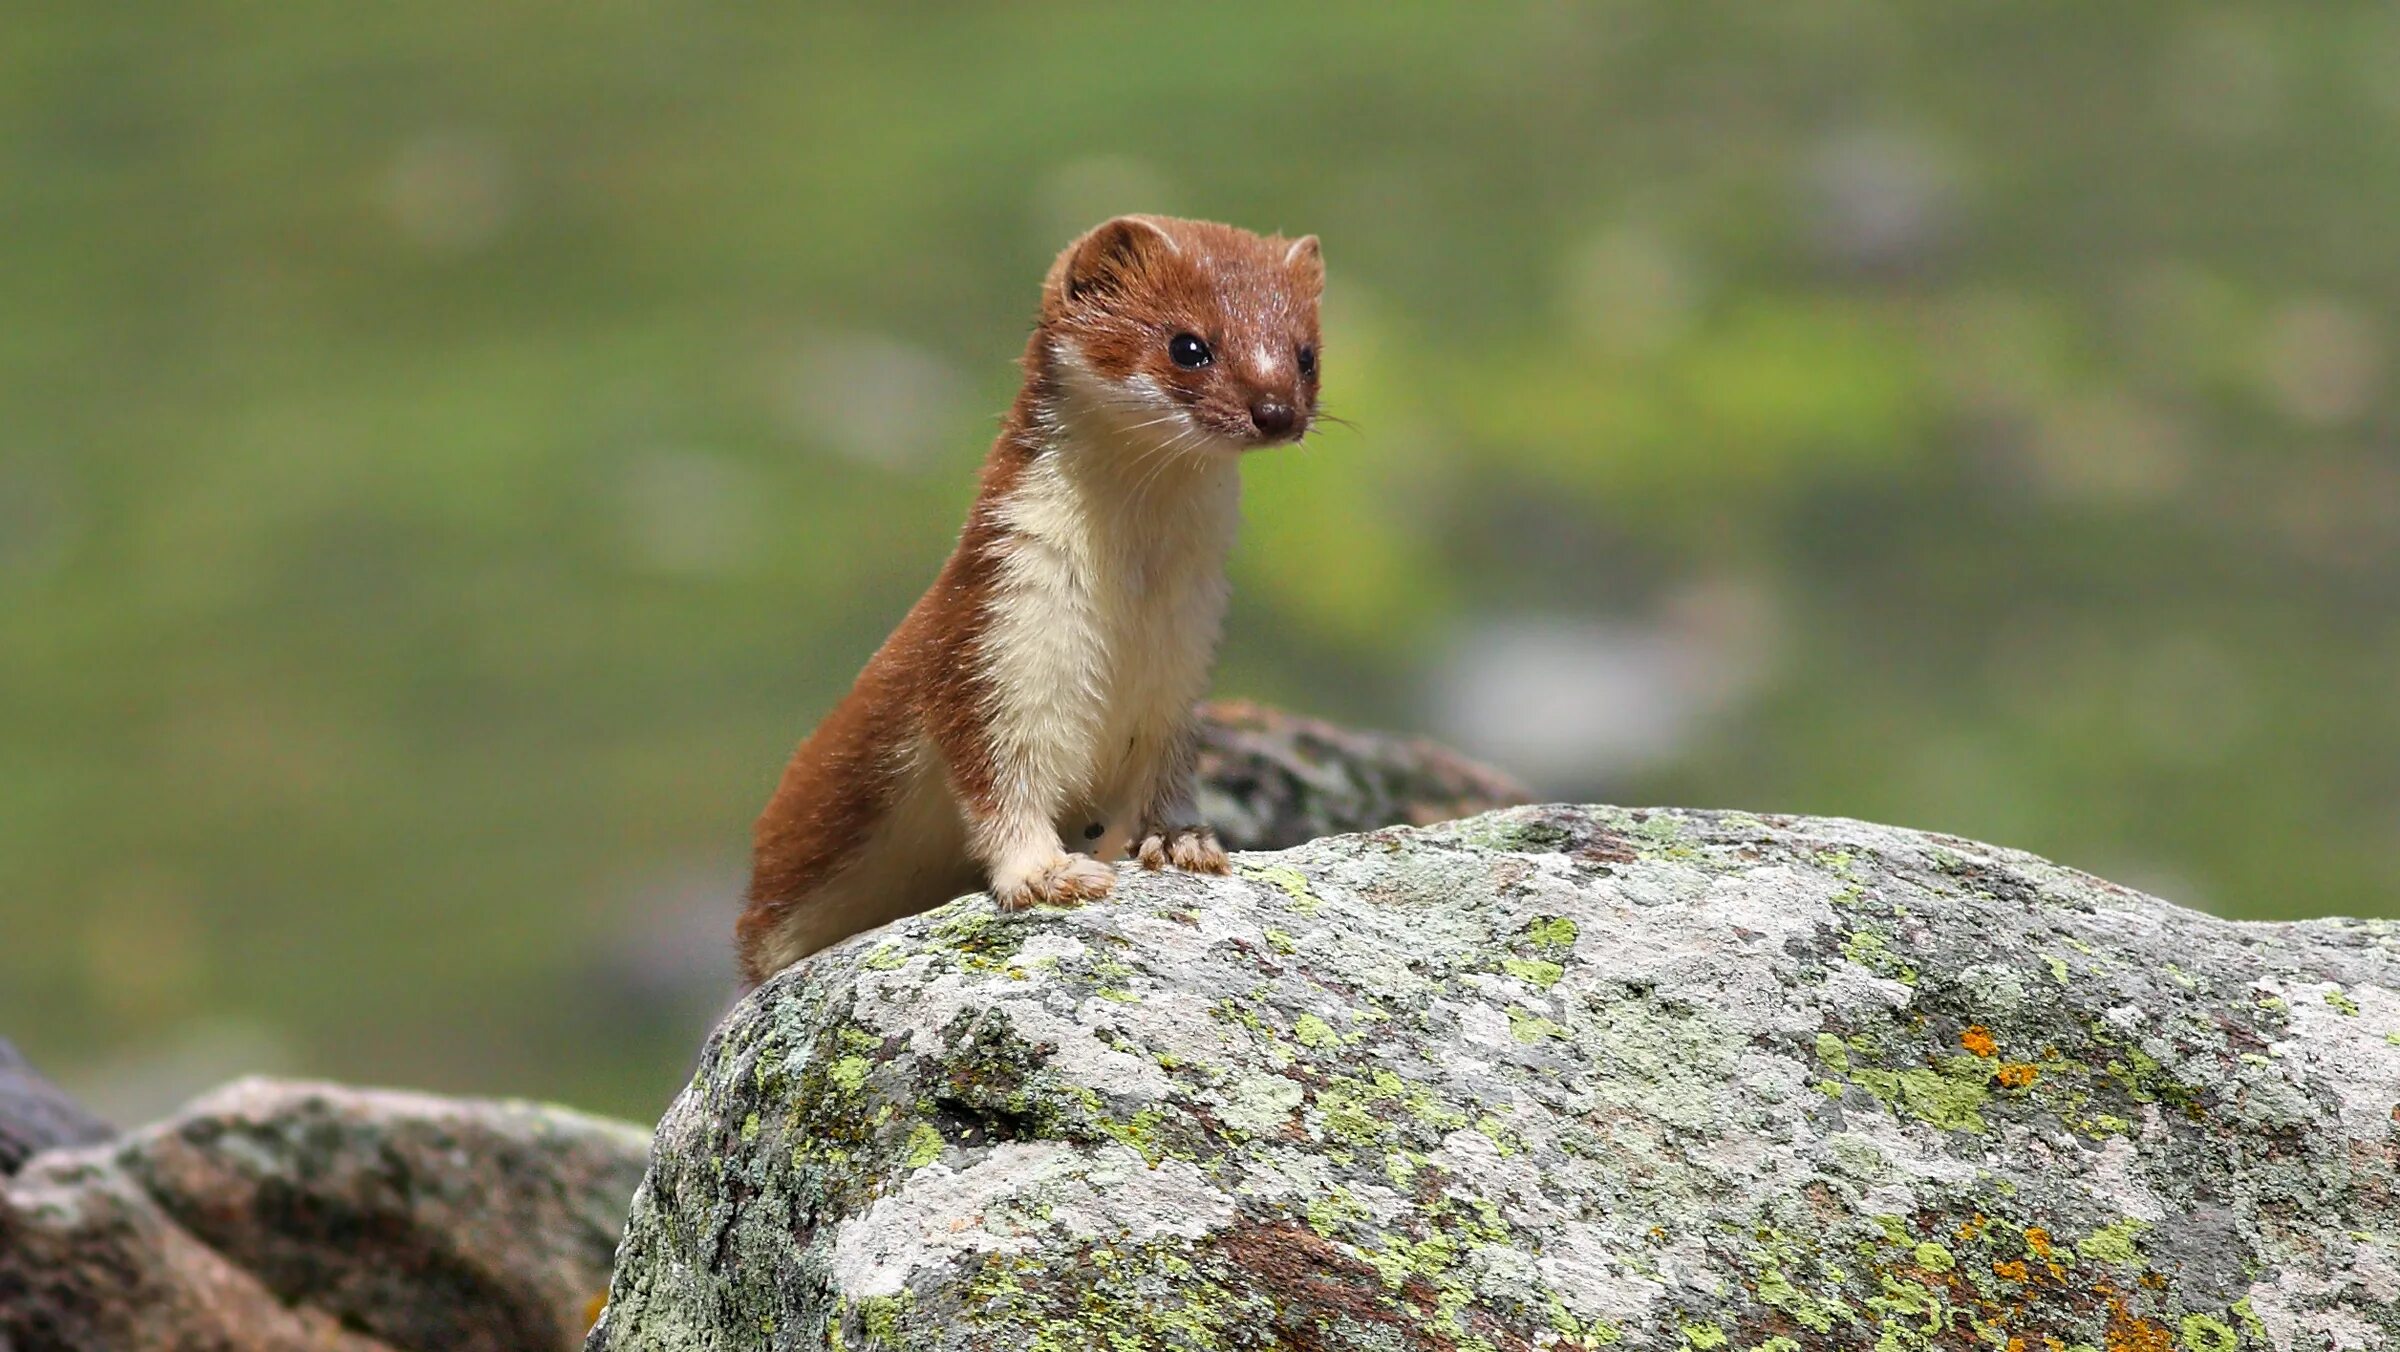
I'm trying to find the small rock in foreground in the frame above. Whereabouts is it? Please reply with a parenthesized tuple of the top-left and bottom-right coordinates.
(0, 1078, 646, 1352)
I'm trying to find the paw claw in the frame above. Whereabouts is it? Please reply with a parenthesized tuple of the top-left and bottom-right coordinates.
(995, 853, 1116, 910)
(1136, 833, 1171, 870)
(1138, 826, 1228, 875)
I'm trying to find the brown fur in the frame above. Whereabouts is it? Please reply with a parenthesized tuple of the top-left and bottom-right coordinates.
(736, 216, 1322, 987)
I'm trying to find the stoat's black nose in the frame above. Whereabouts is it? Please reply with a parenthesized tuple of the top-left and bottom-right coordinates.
(1249, 398, 1296, 438)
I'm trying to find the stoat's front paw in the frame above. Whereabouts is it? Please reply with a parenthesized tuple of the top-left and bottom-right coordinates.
(993, 853, 1116, 910)
(1136, 825, 1230, 875)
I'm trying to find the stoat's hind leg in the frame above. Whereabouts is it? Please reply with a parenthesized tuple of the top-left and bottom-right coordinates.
(738, 737, 977, 984)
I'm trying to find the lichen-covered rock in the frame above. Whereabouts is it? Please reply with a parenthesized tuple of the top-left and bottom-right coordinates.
(1195, 699, 1530, 851)
(591, 804, 2400, 1352)
(0, 1078, 648, 1352)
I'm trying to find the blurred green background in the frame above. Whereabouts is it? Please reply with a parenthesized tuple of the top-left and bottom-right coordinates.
(7, 3, 2399, 1124)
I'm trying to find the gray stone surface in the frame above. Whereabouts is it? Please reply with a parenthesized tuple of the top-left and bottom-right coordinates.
(1, 1078, 648, 1352)
(590, 804, 2400, 1351)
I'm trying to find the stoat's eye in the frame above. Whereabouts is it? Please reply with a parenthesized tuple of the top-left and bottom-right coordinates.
(1297, 344, 1317, 378)
(1168, 333, 1212, 369)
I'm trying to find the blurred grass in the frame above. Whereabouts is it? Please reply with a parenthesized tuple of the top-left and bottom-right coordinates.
(5, 3, 2399, 1119)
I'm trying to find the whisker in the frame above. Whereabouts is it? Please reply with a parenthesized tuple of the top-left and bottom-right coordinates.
(1133, 424, 1207, 502)
(1116, 422, 1196, 507)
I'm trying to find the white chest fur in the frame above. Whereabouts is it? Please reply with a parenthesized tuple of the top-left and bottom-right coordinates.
(979, 428, 1240, 821)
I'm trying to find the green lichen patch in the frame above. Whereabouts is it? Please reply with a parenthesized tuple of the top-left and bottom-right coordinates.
(1849, 1061, 1991, 1133)
(1501, 957, 1565, 989)
(900, 1123, 944, 1169)
(926, 903, 1034, 970)
(1839, 928, 1919, 985)
(1241, 863, 1320, 911)
(1525, 915, 1580, 953)
(1293, 1013, 1341, 1049)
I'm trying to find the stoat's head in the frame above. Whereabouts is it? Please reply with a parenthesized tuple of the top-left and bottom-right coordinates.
(1039, 215, 1323, 453)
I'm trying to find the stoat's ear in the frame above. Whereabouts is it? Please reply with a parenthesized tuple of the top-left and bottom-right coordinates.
(1056, 216, 1178, 306)
(1284, 234, 1323, 294)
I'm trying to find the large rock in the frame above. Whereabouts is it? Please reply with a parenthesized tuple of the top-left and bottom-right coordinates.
(0, 1078, 648, 1352)
(590, 805, 2400, 1352)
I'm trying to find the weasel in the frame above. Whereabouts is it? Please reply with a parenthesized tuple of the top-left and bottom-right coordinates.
(735, 215, 1324, 985)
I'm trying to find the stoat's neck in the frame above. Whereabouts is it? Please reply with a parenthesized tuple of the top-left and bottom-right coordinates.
(983, 387, 1241, 592)
(1022, 357, 1243, 535)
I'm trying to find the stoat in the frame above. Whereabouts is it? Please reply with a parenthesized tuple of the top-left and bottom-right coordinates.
(735, 215, 1323, 985)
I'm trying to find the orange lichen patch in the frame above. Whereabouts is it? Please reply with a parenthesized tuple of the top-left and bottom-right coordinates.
(2105, 1299, 2172, 1352)
(1881, 1212, 2196, 1352)
(1995, 1062, 2040, 1088)
(1961, 1025, 1999, 1057)
(584, 1292, 608, 1329)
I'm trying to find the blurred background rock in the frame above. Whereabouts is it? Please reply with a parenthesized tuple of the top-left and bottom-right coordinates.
(6, 3, 2397, 1123)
